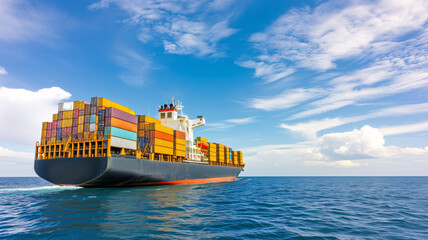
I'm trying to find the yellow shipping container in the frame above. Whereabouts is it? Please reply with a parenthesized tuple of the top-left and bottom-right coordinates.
(175, 138, 186, 145)
(152, 145, 173, 155)
(52, 114, 58, 121)
(63, 110, 73, 119)
(78, 124, 84, 133)
(175, 144, 186, 151)
(73, 101, 85, 110)
(195, 137, 208, 143)
(78, 116, 84, 125)
(42, 122, 48, 130)
(139, 115, 160, 124)
(97, 98, 135, 115)
(149, 123, 174, 135)
(62, 119, 72, 128)
(175, 150, 186, 157)
(152, 138, 174, 148)
(41, 129, 47, 138)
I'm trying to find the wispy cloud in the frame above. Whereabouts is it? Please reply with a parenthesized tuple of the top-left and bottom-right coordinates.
(250, 88, 324, 111)
(90, 0, 238, 57)
(0, 66, 7, 75)
(205, 116, 255, 131)
(114, 47, 153, 86)
(0, 0, 59, 43)
(282, 103, 428, 139)
(240, 0, 428, 81)
(379, 120, 428, 136)
(243, 0, 428, 122)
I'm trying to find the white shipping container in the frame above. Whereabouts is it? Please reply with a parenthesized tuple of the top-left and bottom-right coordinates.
(110, 136, 137, 150)
(58, 102, 74, 112)
(89, 123, 96, 132)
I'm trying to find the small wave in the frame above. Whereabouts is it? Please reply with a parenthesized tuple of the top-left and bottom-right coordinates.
(0, 185, 82, 193)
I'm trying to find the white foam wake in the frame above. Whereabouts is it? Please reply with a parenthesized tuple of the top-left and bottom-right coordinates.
(0, 185, 82, 193)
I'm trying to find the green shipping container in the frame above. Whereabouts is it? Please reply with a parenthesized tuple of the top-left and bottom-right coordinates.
(104, 126, 137, 141)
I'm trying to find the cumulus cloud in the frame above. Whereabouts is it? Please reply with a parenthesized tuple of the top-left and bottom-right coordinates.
(0, 147, 35, 176)
(0, 66, 7, 75)
(0, 86, 71, 146)
(242, 125, 428, 175)
(90, 0, 238, 57)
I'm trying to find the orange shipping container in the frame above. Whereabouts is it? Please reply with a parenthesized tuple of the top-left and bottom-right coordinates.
(153, 131, 174, 142)
(110, 117, 137, 132)
(175, 130, 186, 139)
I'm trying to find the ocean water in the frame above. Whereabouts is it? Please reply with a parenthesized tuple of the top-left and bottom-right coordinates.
(0, 177, 427, 239)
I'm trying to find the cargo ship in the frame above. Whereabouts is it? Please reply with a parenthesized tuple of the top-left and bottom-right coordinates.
(34, 97, 244, 187)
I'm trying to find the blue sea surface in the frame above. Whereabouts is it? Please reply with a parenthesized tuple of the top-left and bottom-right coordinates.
(0, 177, 427, 239)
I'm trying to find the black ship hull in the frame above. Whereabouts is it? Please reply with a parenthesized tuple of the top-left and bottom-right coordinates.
(34, 156, 243, 187)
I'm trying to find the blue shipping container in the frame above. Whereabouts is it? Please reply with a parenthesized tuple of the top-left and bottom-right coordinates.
(105, 126, 137, 141)
(90, 114, 96, 123)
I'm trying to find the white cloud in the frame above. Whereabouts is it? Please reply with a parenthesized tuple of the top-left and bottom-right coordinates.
(0, 0, 57, 43)
(243, 0, 428, 120)
(250, 88, 324, 111)
(282, 102, 428, 139)
(0, 86, 71, 146)
(90, 0, 238, 57)
(0, 66, 7, 75)
(242, 125, 428, 176)
(379, 120, 428, 136)
(114, 48, 153, 86)
(242, 0, 428, 76)
(0, 147, 35, 176)
(281, 118, 346, 140)
(204, 116, 255, 131)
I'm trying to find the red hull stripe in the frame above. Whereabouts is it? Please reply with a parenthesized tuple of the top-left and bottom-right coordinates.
(130, 176, 237, 186)
(63, 176, 237, 187)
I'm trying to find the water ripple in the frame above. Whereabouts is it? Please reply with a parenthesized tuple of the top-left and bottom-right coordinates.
(0, 177, 428, 239)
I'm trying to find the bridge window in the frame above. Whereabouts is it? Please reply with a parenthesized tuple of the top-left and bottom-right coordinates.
(160, 113, 166, 119)
(167, 112, 172, 118)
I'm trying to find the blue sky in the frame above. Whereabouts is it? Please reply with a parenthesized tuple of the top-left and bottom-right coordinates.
(0, 0, 428, 176)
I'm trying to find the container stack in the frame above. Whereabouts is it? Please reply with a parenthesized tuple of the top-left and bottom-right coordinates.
(174, 130, 186, 157)
(208, 143, 217, 162)
(237, 151, 243, 165)
(232, 151, 238, 165)
(216, 144, 225, 163)
(224, 146, 231, 164)
(144, 123, 174, 155)
(104, 106, 138, 150)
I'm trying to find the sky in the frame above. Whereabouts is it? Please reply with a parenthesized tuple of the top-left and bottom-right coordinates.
(0, 0, 428, 176)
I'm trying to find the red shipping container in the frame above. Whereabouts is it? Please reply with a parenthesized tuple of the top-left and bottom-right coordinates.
(73, 109, 79, 118)
(46, 130, 51, 138)
(47, 122, 52, 131)
(51, 129, 56, 137)
(52, 120, 58, 129)
(72, 127, 78, 135)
